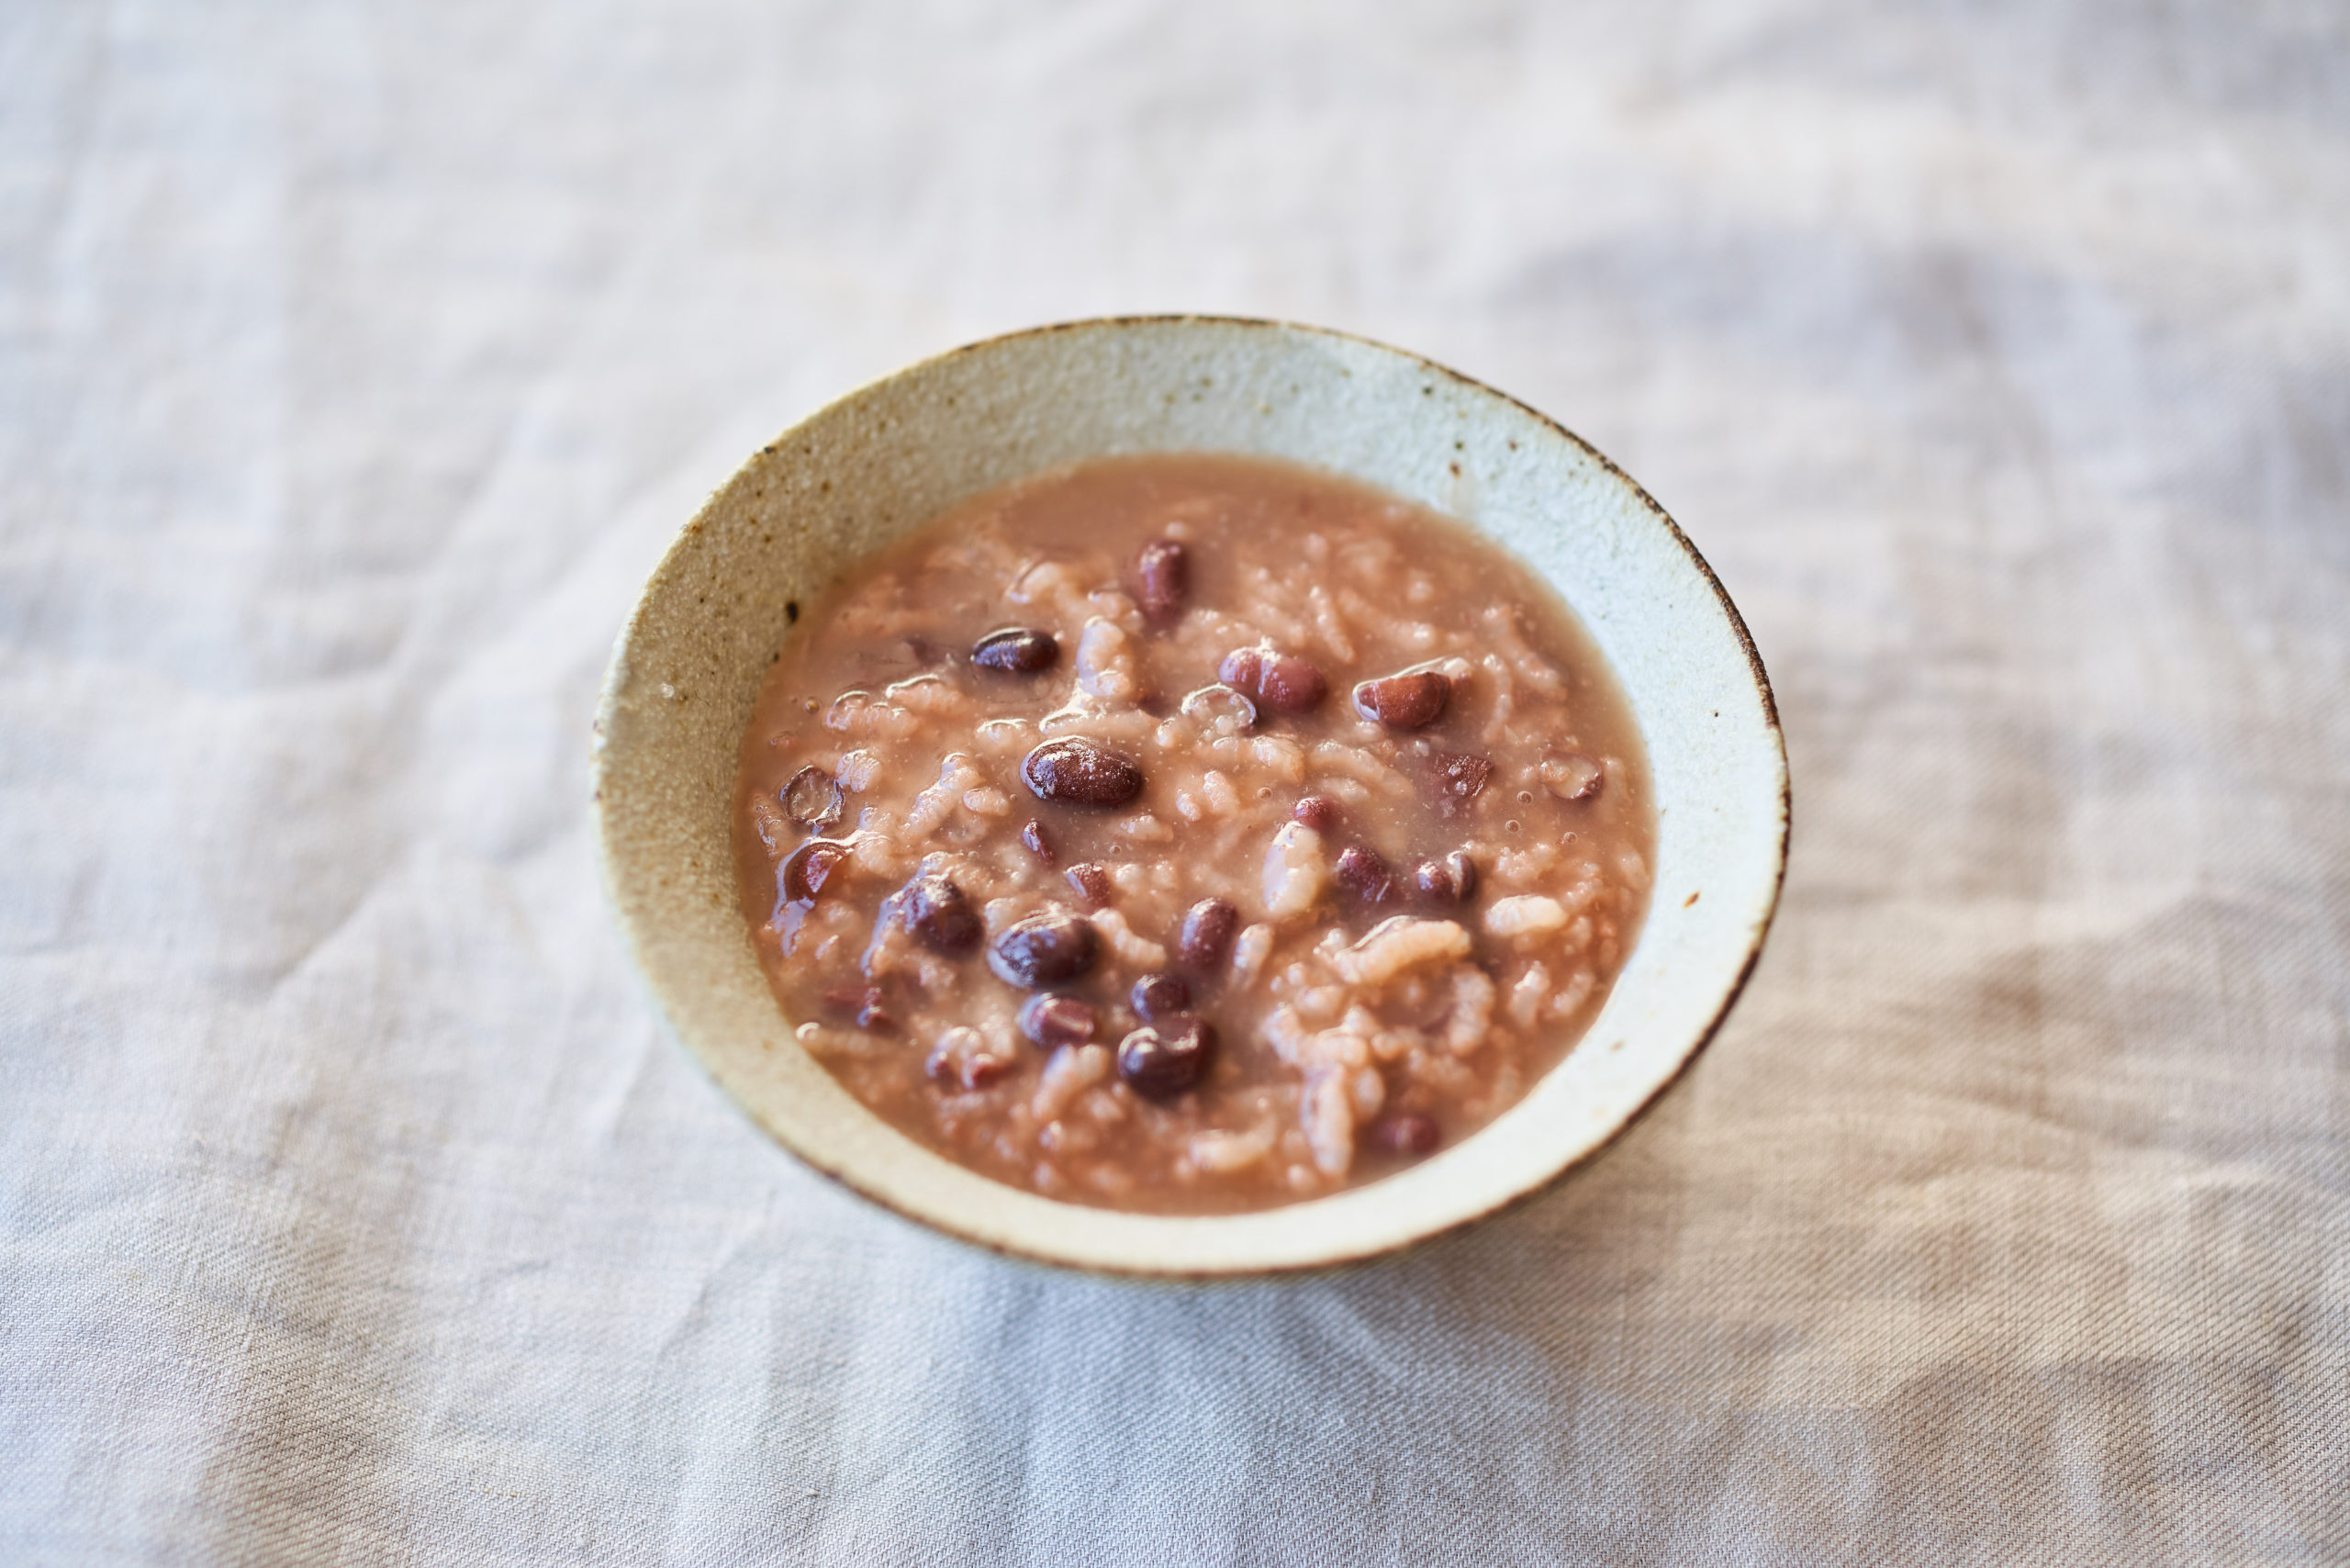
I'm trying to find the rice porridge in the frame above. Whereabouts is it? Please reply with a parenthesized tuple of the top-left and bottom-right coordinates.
(733, 454, 1654, 1214)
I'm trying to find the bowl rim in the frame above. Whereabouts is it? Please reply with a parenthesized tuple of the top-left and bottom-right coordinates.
(592, 313, 1790, 1277)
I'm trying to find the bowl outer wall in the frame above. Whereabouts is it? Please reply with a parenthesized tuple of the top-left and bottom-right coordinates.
(591, 317, 1788, 1276)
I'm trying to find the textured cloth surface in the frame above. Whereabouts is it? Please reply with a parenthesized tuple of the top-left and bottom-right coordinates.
(4, 1, 2347, 1562)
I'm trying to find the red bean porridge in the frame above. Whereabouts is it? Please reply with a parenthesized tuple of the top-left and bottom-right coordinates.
(733, 454, 1654, 1214)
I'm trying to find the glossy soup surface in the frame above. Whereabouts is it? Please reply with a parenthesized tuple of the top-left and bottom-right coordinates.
(734, 454, 1653, 1214)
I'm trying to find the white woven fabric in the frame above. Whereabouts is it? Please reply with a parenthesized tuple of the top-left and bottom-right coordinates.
(5, 1, 2345, 1560)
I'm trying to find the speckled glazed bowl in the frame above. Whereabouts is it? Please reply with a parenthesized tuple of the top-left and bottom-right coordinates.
(593, 317, 1787, 1276)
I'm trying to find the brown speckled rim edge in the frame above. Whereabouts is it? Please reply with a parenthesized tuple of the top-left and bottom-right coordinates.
(591, 314, 1791, 1281)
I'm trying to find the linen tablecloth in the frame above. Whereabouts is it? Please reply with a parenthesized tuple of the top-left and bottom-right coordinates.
(5, 1, 2345, 1560)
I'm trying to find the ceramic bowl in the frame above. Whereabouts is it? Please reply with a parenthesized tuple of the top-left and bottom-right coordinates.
(592, 316, 1787, 1276)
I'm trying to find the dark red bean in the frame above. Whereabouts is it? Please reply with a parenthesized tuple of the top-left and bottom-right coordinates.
(1292, 795, 1341, 834)
(1542, 751, 1605, 802)
(1017, 992, 1098, 1049)
(1414, 849, 1479, 904)
(781, 838, 850, 903)
(1430, 752, 1493, 819)
(1334, 845, 1395, 904)
(1179, 898, 1240, 971)
(1352, 670, 1451, 730)
(1217, 646, 1328, 715)
(901, 873, 982, 955)
(821, 984, 893, 1032)
(1371, 1113, 1441, 1157)
(1259, 656, 1328, 714)
(1217, 648, 1263, 699)
(783, 766, 845, 830)
(1116, 1019, 1217, 1099)
(1065, 862, 1113, 908)
(1130, 971, 1192, 1021)
(1135, 539, 1189, 622)
(988, 913, 1102, 988)
(1022, 737, 1145, 807)
(1019, 818, 1055, 865)
(970, 626, 1058, 674)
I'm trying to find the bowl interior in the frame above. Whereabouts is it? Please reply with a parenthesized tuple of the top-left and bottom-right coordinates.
(592, 317, 1787, 1276)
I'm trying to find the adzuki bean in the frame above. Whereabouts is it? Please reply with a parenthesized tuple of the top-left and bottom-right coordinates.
(1117, 1019, 1216, 1099)
(783, 766, 844, 830)
(1022, 737, 1145, 807)
(1371, 1113, 1442, 1156)
(988, 913, 1102, 989)
(780, 839, 850, 903)
(1135, 539, 1190, 622)
(1429, 752, 1493, 819)
(1352, 670, 1451, 729)
(1017, 993, 1098, 1049)
(970, 626, 1058, 674)
(901, 873, 981, 955)
(1413, 849, 1478, 904)
(1292, 795, 1341, 833)
(1334, 845, 1395, 904)
(1217, 645, 1327, 715)
(1180, 898, 1240, 971)
(1065, 862, 1113, 908)
(1129, 971, 1192, 1021)
(1179, 684, 1258, 732)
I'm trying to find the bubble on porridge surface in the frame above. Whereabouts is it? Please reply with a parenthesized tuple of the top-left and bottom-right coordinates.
(1429, 752, 1493, 818)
